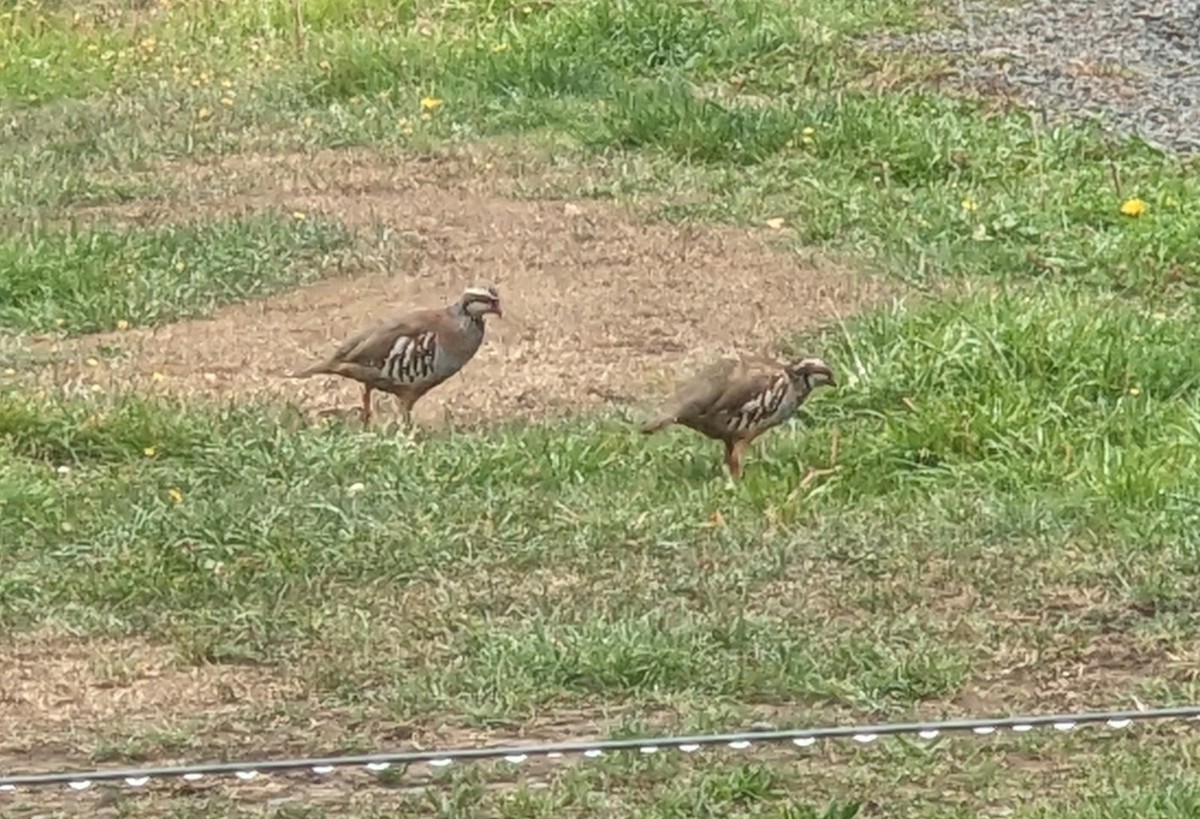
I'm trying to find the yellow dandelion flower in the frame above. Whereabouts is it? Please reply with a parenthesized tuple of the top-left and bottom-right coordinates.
(55, 318, 65, 327)
(175, 260, 185, 271)
(1120, 197, 1147, 217)
(292, 211, 306, 221)
(802, 126, 815, 136)
(116, 319, 129, 331)
(168, 487, 184, 503)
(961, 198, 978, 212)
(144, 446, 157, 457)
(90, 384, 103, 393)
(3, 368, 14, 376)
(420, 96, 444, 112)
(1128, 387, 1141, 397)
(152, 372, 166, 382)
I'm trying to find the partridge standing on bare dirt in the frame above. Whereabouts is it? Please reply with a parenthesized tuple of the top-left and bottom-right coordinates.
(641, 354, 836, 479)
(289, 284, 502, 425)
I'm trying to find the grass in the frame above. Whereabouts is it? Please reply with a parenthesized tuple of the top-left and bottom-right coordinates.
(4, 288, 1198, 660)
(4, 286, 1200, 815)
(5, 0, 1196, 291)
(3, 0, 1200, 816)
(0, 213, 352, 334)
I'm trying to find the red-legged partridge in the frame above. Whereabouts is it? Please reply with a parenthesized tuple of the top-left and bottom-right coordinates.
(290, 284, 502, 425)
(641, 354, 836, 479)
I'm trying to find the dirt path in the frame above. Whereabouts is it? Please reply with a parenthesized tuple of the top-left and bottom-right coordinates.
(16, 148, 893, 428)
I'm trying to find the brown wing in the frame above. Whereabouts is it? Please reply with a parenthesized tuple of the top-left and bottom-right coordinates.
(704, 371, 784, 418)
(293, 307, 444, 376)
(642, 356, 781, 431)
(659, 359, 739, 415)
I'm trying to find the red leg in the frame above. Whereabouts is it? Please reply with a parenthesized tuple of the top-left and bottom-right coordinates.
(723, 440, 739, 479)
(724, 438, 750, 480)
(396, 394, 417, 428)
(361, 386, 372, 424)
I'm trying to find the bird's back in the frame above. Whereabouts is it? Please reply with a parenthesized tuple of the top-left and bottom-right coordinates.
(644, 355, 791, 438)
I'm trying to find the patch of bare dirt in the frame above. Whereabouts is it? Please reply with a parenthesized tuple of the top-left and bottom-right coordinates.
(0, 629, 695, 816)
(0, 629, 571, 803)
(0, 633, 301, 773)
(19, 148, 897, 428)
(0, 627, 1193, 816)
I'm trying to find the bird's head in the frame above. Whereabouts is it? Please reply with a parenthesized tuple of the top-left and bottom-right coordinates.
(459, 284, 503, 320)
(786, 357, 837, 392)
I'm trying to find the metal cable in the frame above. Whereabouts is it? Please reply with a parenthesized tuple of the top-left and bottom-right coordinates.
(3, 705, 1199, 791)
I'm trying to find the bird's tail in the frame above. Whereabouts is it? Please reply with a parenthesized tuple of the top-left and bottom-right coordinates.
(286, 361, 331, 379)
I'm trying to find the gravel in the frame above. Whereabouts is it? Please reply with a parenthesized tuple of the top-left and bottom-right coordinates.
(866, 0, 1200, 156)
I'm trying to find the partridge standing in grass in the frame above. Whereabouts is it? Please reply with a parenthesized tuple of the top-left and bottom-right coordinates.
(289, 284, 502, 425)
(641, 354, 836, 479)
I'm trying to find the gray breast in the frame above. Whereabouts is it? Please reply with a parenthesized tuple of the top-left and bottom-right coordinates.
(434, 316, 486, 373)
